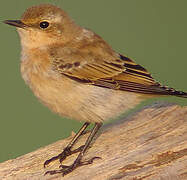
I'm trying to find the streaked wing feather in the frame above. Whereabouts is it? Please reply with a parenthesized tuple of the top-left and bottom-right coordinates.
(54, 56, 126, 80)
(54, 50, 180, 95)
(52, 46, 187, 97)
(92, 55, 187, 96)
(119, 54, 155, 84)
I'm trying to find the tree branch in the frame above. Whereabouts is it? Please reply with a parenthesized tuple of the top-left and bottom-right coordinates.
(0, 102, 187, 180)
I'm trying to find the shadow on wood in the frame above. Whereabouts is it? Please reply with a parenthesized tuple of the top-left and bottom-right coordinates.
(0, 102, 187, 180)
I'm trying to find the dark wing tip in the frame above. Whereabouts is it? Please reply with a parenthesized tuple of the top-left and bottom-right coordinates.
(155, 84, 187, 98)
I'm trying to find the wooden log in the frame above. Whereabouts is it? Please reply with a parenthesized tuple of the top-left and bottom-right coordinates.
(0, 102, 187, 180)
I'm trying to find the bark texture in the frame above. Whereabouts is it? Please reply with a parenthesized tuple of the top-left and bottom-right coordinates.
(0, 102, 187, 180)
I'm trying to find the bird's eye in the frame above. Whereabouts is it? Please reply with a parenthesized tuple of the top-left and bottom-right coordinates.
(39, 21, 49, 29)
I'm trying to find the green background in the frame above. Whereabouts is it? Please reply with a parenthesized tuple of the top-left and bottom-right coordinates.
(1, 0, 187, 163)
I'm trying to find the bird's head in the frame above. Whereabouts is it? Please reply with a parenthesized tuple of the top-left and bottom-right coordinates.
(4, 4, 81, 49)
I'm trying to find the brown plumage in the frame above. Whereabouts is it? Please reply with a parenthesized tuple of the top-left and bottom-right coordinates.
(4, 4, 187, 176)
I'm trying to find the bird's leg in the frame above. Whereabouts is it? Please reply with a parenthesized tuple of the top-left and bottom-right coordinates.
(45, 123, 102, 176)
(44, 122, 90, 167)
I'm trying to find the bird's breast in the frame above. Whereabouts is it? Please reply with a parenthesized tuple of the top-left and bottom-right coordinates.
(20, 49, 145, 123)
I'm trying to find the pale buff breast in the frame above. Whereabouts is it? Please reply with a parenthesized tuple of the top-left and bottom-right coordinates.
(21, 55, 145, 123)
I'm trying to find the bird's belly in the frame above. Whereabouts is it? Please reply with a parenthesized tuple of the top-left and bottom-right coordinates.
(21, 66, 144, 123)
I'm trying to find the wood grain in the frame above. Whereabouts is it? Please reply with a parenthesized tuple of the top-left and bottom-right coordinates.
(0, 102, 187, 180)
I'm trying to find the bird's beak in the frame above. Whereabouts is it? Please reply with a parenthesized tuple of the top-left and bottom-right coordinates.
(3, 20, 26, 28)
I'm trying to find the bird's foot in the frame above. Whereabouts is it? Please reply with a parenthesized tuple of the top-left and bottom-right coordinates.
(44, 156, 101, 176)
(44, 145, 84, 167)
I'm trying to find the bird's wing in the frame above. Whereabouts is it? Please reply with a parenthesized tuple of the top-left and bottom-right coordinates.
(92, 54, 187, 96)
(51, 45, 187, 97)
(51, 45, 167, 93)
(51, 47, 126, 81)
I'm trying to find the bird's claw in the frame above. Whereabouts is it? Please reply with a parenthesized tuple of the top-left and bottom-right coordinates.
(44, 145, 85, 167)
(45, 156, 101, 176)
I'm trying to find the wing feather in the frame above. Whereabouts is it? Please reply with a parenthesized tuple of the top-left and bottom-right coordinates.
(51, 45, 182, 96)
(52, 54, 126, 80)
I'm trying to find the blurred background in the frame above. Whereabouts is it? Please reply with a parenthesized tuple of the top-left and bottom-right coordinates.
(0, 0, 187, 163)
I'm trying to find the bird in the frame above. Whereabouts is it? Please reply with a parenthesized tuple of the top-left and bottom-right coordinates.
(4, 3, 187, 176)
